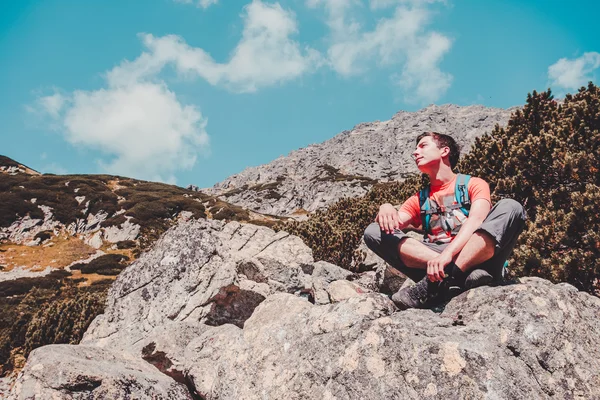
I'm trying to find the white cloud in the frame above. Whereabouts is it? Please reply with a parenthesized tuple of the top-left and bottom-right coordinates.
(395, 31, 452, 103)
(36, 82, 208, 183)
(548, 52, 600, 91)
(369, 0, 446, 9)
(308, 0, 452, 104)
(38, 93, 66, 118)
(25, 91, 66, 119)
(174, 0, 219, 9)
(109, 1, 322, 93)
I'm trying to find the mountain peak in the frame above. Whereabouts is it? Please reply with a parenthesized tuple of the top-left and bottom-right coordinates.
(0, 155, 40, 176)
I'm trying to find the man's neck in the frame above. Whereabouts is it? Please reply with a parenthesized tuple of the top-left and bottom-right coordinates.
(428, 167, 456, 187)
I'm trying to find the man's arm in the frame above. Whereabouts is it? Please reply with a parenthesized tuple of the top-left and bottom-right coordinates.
(376, 204, 416, 234)
(426, 198, 491, 281)
(440, 198, 491, 259)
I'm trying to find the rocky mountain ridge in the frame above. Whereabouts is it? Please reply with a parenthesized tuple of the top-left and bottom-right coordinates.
(0, 156, 39, 176)
(199, 104, 516, 217)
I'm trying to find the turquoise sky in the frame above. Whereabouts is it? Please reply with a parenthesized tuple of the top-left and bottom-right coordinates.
(1, 0, 599, 187)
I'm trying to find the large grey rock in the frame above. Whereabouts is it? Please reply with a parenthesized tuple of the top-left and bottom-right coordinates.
(184, 292, 397, 400)
(7, 345, 192, 399)
(81, 219, 352, 351)
(201, 104, 515, 217)
(102, 218, 141, 243)
(183, 278, 600, 399)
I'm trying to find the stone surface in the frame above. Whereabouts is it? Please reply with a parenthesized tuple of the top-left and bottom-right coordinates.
(81, 219, 351, 351)
(7, 344, 192, 399)
(10, 218, 600, 400)
(183, 278, 600, 400)
(200, 104, 515, 217)
(103, 219, 141, 243)
(326, 280, 367, 302)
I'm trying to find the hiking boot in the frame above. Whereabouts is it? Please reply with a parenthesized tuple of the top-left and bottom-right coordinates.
(441, 277, 464, 301)
(391, 277, 443, 310)
(464, 269, 493, 290)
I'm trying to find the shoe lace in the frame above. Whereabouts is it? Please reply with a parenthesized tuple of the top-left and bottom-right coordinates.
(413, 279, 438, 304)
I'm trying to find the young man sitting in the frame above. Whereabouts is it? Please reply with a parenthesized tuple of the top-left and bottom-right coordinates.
(363, 132, 526, 310)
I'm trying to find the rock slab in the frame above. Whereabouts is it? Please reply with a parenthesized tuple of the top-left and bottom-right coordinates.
(185, 278, 600, 399)
(7, 345, 192, 399)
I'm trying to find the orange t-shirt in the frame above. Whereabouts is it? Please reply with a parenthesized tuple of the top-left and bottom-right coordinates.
(399, 175, 491, 243)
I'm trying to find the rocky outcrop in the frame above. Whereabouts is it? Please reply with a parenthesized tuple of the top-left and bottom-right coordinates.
(81, 219, 354, 352)
(1, 206, 140, 248)
(183, 279, 600, 399)
(7, 345, 193, 399)
(9, 218, 600, 399)
(200, 104, 515, 217)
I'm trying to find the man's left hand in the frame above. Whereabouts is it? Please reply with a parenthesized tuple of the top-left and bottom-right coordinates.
(427, 252, 453, 282)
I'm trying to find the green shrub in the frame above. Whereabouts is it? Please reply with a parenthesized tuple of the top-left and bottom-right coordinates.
(459, 83, 600, 294)
(116, 240, 137, 249)
(0, 270, 69, 297)
(23, 285, 108, 355)
(70, 254, 129, 275)
(0, 155, 21, 168)
(209, 202, 250, 221)
(34, 230, 53, 242)
(0, 282, 109, 376)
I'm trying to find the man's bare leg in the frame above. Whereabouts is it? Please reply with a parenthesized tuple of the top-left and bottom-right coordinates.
(397, 238, 440, 269)
(454, 231, 496, 272)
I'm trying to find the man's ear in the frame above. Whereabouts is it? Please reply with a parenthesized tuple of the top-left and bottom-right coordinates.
(440, 146, 450, 157)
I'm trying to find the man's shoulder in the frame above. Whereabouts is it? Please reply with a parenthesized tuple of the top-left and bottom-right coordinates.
(467, 176, 489, 184)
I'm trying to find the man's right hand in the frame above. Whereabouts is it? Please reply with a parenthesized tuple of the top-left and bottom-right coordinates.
(376, 203, 400, 234)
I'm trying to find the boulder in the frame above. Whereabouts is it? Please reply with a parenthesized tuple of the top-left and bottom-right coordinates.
(326, 280, 368, 302)
(81, 219, 353, 351)
(7, 345, 193, 399)
(182, 278, 600, 399)
(103, 219, 141, 243)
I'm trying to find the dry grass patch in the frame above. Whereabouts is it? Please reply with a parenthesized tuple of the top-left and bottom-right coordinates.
(106, 179, 128, 192)
(0, 236, 97, 272)
(68, 270, 117, 287)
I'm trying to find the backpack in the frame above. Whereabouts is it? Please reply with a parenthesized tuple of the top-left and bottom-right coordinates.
(419, 173, 471, 236)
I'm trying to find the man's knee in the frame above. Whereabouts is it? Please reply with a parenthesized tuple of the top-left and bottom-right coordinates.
(495, 198, 527, 221)
(363, 222, 381, 250)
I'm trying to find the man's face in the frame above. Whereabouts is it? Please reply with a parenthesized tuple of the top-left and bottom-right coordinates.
(412, 136, 446, 171)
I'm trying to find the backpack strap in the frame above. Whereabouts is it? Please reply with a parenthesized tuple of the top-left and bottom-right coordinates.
(419, 185, 432, 234)
(455, 174, 471, 216)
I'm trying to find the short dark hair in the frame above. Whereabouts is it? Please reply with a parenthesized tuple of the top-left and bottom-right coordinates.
(416, 132, 461, 169)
